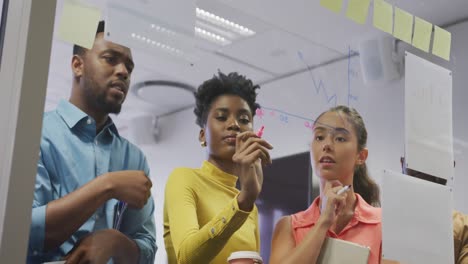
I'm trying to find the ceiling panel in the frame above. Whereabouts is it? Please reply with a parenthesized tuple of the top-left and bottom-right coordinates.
(216, 0, 468, 54)
(221, 28, 341, 75)
(47, 0, 468, 119)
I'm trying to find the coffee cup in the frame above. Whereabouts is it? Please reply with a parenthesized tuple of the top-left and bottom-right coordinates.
(227, 251, 263, 264)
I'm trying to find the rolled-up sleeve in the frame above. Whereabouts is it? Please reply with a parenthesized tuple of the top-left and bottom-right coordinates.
(29, 150, 53, 253)
(122, 195, 157, 264)
(121, 158, 157, 264)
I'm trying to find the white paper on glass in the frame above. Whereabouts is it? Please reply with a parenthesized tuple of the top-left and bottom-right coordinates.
(404, 52, 454, 180)
(382, 169, 454, 264)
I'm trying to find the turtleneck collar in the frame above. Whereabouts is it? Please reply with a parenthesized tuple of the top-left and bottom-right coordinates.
(201, 160, 238, 188)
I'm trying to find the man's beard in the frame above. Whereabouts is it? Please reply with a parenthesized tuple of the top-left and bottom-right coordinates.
(83, 77, 123, 114)
(96, 91, 122, 114)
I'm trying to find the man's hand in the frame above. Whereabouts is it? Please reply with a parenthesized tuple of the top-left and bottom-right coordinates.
(104, 170, 152, 209)
(65, 229, 138, 264)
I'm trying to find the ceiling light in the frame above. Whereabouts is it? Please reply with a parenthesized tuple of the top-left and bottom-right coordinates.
(195, 7, 255, 37)
(195, 27, 232, 46)
(131, 80, 196, 119)
(130, 33, 185, 57)
(195, 20, 236, 39)
(149, 23, 177, 36)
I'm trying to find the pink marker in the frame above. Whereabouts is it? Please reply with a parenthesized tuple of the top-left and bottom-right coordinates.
(256, 125, 265, 138)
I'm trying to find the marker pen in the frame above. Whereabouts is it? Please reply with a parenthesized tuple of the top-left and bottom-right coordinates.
(114, 201, 128, 230)
(337, 185, 352, 195)
(256, 125, 265, 138)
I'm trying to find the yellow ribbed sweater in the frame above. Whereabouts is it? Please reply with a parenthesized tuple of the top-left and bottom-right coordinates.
(164, 161, 259, 264)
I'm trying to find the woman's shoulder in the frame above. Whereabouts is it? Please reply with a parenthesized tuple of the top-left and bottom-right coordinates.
(355, 194, 382, 224)
(291, 197, 321, 228)
(275, 215, 293, 231)
(167, 167, 200, 185)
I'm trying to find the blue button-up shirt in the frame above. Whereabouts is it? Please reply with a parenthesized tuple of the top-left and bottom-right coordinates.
(28, 100, 156, 263)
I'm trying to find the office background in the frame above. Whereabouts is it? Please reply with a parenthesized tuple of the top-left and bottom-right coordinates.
(1, 0, 468, 263)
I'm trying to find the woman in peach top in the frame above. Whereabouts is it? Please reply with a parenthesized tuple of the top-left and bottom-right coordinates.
(270, 105, 382, 264)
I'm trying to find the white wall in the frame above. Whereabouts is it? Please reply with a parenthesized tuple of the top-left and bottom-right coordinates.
(449, 21, 468, 214)
(137, 109, 204, 264)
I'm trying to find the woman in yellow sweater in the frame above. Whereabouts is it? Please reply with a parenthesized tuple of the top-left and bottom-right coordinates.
(163, 71, 273, 264)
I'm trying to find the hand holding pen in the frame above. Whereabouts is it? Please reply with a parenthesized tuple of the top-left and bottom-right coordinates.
(233, 126, 272, 166)
(319, 181, 352, 226)
(234, 126, 273, 211)
(337, 184, 351, 195)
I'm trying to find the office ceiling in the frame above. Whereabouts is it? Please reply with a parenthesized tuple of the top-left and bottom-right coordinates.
(45, 0, 468, 127)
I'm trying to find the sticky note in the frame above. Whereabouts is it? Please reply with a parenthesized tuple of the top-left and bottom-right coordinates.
(346, 0, 371, 24)
(320, 0, 343, 13)
(57, 0, 101, 49)
(373, 0, 393, 34)
(432, 26, 451, 61)
(412, 16, 432, 52)
(393, 7, 413, 44)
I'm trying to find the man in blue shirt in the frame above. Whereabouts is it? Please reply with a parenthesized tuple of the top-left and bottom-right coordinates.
(28, 21, 156, 263)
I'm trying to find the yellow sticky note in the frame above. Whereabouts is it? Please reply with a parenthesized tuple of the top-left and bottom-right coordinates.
(393, 7, 413, 44)
(346, 0, 371, 24)
(57, 0, 101, 49)
(412, 17, 432, 52)
(432, 26, 451, 61)
(320, 0, 343, 13)
(373, 0, 393, 34)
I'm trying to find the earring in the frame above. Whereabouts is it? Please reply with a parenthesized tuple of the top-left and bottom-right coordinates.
(201, 141, 207, 147)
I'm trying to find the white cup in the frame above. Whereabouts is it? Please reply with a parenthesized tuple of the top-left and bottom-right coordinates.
(227, 251, 263, 264)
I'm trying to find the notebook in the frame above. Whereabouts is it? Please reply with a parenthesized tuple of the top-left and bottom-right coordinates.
(317, 237, 370, 264)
